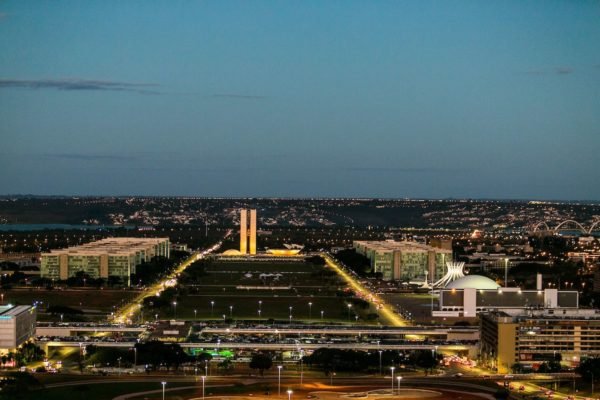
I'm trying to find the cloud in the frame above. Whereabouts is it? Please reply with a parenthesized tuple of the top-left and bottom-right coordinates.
(345, 167, 459, 173)
(555, 67, 573, 75)
(44, 153, 135, 161)
(0, 78, 160, 94)
(211, 93, 267, 99)
(524, 67, 574, 76)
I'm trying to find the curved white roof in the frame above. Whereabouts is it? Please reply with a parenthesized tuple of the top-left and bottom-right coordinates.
(445, 275, 500, 290)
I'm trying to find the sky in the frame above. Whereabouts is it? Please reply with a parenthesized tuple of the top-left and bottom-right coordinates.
(1, 1, 599, 200)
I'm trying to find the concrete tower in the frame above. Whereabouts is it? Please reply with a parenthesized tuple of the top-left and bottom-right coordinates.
(239, 209, 257, 254)
(240, 209, 248, 254)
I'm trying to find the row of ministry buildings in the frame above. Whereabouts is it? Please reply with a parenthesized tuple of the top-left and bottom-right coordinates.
(40, 237, 170, 282)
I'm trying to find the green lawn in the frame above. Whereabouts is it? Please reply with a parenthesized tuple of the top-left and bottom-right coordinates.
(142, 259, 379, 324)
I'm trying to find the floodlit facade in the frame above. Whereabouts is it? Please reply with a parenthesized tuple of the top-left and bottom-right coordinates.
(481, 309, 600, 373)
(353, 240, 452, 281)
(0, 305, 37, 352)
(239, 209, 257, 255)
(435, 285, 578, 318)
(40, 237, 170, 283)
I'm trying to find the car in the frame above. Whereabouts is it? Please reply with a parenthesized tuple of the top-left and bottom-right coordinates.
(453, 373, 463, 377)
(519, 385, 525, 391)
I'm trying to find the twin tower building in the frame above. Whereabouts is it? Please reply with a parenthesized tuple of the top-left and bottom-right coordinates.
(239, 209, 257, 255)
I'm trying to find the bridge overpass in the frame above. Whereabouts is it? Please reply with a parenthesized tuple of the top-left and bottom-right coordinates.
(36, 324, 146, 337)
(44, 340, 475, 354)
(201, 326, 479, 340)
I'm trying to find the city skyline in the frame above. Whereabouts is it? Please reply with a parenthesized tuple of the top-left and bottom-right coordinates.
(1, 1, 599, 200)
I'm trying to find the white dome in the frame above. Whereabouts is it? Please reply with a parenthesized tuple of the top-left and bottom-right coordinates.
(445, 275, 500, 290)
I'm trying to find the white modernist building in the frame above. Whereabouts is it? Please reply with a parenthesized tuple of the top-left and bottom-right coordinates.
(433, 261, 466, 288)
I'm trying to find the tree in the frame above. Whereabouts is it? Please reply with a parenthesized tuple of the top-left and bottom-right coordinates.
(576, 357, 600, 383)
(0, 372, 42, 399)
(512, 362, 525, 373)
(249, 353, 273, 376)
(493, 388, 510, 400)
(15, 342, 45, 366)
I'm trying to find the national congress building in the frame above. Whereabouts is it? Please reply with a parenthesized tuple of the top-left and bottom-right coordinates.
(41, 237, 170, 283)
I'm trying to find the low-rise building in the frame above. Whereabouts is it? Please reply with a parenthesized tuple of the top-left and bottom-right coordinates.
(481, 309, 600, 373)
(40, 237, 170, 283)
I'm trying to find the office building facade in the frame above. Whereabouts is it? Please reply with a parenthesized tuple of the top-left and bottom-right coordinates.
(239, 209, 257, 255)
(353, 241, 452, 281)
(0, 305, 37, 352)
(40, 238, 170, 282)
(481, 309, 600, 373)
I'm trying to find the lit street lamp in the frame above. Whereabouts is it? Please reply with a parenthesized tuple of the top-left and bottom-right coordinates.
(397, 376, 402, 395)
(390, 366, 395, 393)
(308, 302, 312, 320)
(210, 300, 214, 317)
(172, 301, 177, 319)
(229, 305, 233, 318)
(194, 309, 197, 319)
(320, 310, 324, 320)
(287, 389, 293, 400)
(278, 365, 283, 396)
(202, 375, 206, 400)
(347, 303, 352, 321)
(161, 381, 167, 400)
(378, 349, 383, 376)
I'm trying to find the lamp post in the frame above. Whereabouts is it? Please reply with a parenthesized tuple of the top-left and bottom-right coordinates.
(229, 305, 233, 318)
(172, 301, 177, 319)
(308, 302, 312, 320)
(347, 303, 352, 321)
(504, 258, 509, 287)
(378, 350, 383, 376)
(287, 389, 293, 400)
(161, 381, 167, 400)
(300, 349, 304, 385)
(390, 366, 395, 394)
(278, 365, 283, 396)
(210, 300, 214, 317)
(202, 375, 206, 400)
(397, 376, 402, 395)
(321, 310, 324, 321)
(194, 309, 197, 319)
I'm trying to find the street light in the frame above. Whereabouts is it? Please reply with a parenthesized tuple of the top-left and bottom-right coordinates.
(390, 366, 395, 393)
(320, 310, 324, 320)
(347, 303, 352, 321)
(287, 389, 293, 400)
(229, 305, 233, 318)
(194, 309, 197, 319)
(308, 302, 312, 320)
(378, 349, 383, 376)
(278, 365, 283, 396)
(300, 349, 304, 385)
(504, 258, 509, 287)
(397, 376, 402, 395)
(172, 301, 177, 319)
(202, 375, 206, 400)
(161, 381, 167, 400)
(210, 300, 214, 317)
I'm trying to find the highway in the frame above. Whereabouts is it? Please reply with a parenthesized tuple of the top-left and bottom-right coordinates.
(45, 340, 473, 352)
(321, 253, 407, 327)
(201, 326, 478, 337)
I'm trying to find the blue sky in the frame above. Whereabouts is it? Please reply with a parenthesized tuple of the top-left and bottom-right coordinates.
(1, 1, 599, 199)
